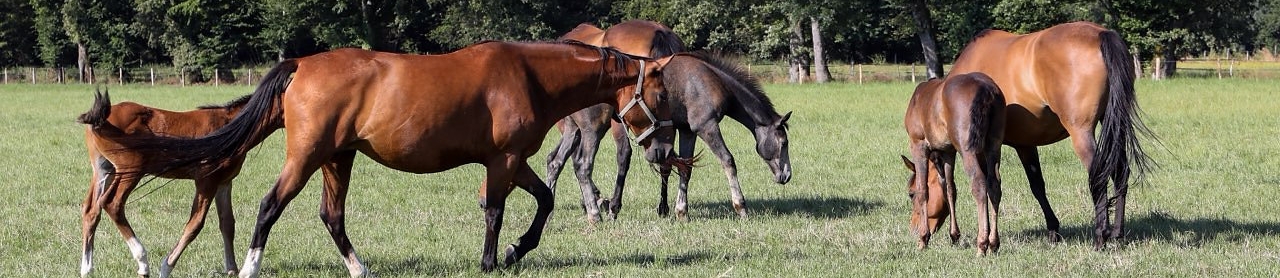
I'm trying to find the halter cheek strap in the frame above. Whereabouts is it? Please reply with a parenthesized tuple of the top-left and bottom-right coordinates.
(617, 60, 673, 145)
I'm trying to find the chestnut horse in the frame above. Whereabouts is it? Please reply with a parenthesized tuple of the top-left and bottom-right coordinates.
(110, 41, 675, 277)
(900, 72, 1006, 254)
(548, 21, 791, 222)
(78, 90, 250, 277)
(948, 21, 1153, 248)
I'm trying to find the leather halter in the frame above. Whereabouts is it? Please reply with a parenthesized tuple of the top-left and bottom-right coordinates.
(616, 60, 672, 145)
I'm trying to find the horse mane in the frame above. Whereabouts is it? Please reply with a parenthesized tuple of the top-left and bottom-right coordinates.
(969, 29, 997, 44)
(556, 39, 641, 77)
(78, 89, 112, 127)
(648, 28, 687, 58)
(197, 94, 253, 110)
(679, 51, 782, 127)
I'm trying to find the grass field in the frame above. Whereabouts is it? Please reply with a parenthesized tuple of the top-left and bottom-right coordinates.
(3, 78, 1279, 277)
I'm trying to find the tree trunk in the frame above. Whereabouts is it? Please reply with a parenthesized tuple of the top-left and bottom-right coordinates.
(1160, 51, 1178, 77)
(76, 42, 92, 83)
(908, 0, 943, 79)
(360, 0, 385, 51)
(810, 16, 830, 83)
(788, 16, 809, 83)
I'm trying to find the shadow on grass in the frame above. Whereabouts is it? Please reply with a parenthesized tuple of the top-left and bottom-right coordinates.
(1017, 210, 1280, 248)
(307, 250, 719, 276)
(692, 196, 884, 219)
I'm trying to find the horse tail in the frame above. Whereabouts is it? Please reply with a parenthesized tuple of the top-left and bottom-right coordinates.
(963, 73, 1005, 155)
(77, 89, 112, 128)
(1092, 30, 1154, 189)
(112, 60, 298, 174)
(648, 28, 686, 58)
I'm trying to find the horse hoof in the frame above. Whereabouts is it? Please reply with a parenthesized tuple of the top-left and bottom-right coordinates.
(949, 233, 961, 245)
(226, 269, 238, 276)
(1047, 231, 1063, 243)
(675, 210, 688, 222)
(504, 245, 522, 266)
(656, 205, 670, 217)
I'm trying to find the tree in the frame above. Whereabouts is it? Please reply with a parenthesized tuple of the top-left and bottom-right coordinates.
(33, 0, 72, 67)
(0, 0, 39, 66)
(1255, 0, 1280, 59)
(811, 16, 830, 82)
(901, 0, 944, 79)
(428, 0, 555, 49)
(1114, 0, 1256, 77)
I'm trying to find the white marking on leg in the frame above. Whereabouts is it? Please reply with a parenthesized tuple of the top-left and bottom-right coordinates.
(80, 249, 93, 277)
(344, 252, 369, 277)
(239, 248, 262, 278)
(126, 237, 149, 276)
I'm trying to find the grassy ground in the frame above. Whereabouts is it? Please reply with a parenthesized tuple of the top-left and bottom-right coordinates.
(2, 78, 1279, 277)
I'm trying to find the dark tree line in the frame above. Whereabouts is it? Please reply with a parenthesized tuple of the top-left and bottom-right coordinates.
(1, 0, 1277, 82)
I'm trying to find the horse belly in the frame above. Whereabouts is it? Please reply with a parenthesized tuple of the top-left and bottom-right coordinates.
(354, 135, 483, 174)
(1002, 102, 1069, 146)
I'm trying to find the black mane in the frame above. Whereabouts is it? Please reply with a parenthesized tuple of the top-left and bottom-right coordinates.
(680, 51, 781, 125)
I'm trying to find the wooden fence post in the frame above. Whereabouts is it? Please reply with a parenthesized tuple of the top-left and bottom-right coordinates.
(910, 64, 917, 83)
(214, 69, 220, 86)
(31, 68, 36, 84)
(118, 68, 124, 85)
(3, 68, 7, 84)
(857, 64, 864, 84)
(246, 68, 253, 85)
(150, 68, 155, 86)
(58, 67, 64, 84)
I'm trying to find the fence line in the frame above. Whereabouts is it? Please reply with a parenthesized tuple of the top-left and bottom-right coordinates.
(3, 61, 1279, 86)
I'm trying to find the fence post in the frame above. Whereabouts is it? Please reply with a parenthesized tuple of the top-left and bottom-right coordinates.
(31, 68, 36, 84)
(214, 69, 219, 86)
(910, 64, 917, 83)
(246, 68, 253, 85)
(118, 68, 124, 85)
(857, 64, 863, 84)
(150, 68, 155, 86)
(58, 67, 64, 84)
(181, 69, 186, 87)
(3, 68, 7, 84)
(1229, 59, 1234, 77)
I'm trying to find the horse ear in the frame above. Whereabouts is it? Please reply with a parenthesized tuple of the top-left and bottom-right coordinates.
(652, 56, 674, 72)
(778, 111, 792, 125)
(900, 155, 915, 172)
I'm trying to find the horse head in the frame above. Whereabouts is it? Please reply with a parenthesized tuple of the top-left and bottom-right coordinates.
(900, 155, 950, 249)
(615, 56, 675, 163)
(755, 111, 792, 184)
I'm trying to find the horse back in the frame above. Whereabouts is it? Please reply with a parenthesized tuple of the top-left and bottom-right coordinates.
(951, 22, 1107, 101)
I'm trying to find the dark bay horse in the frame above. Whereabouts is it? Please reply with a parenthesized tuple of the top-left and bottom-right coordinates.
(548, 21, 791, 222)
(900, 72, 1006, 254)
(949, 21, 1153, 248)
(111, 41, 675, 277)
(78, 90, 250, 277)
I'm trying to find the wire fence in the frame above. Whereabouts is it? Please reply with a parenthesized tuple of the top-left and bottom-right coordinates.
(3, 59, 1279, 86)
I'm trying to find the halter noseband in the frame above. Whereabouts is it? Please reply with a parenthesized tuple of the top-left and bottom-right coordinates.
(617, 60, 673, 145)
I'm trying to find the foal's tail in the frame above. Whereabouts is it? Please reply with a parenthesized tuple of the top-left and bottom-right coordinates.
(962, 72, 1006, 157)
(111, 60, 299, 174)
(1093, 30, 1155, 189)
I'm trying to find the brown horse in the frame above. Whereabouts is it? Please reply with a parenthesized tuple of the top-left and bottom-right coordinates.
(110, 41, 675, 277)
(77, 89, 250, 277)
(547, 20, 687, 223)
(901, 72, 1006, 254)
(948, 21, 1153, 248)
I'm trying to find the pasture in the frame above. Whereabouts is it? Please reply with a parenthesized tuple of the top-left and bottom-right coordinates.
(3, 79, 1278, 276)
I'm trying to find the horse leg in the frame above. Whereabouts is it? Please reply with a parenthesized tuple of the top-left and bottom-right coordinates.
(674, 128, 698, 220)
(213, 182, 238, 275)
(81, 157, 115, 277)
(986, 152, 1003, 254)
(545, 121, 580, 191)
(656, 162, 673, 217)
(1013, 146, 1062, 242)
(607, 125, 631, 219)
(694, 126, 745, 219)
(318, 150, 369, 277)
(159, 179, 220, 277)
(102, 174, 150, 277)
(572, 128, 607, 224)
(959, 151, 993, 255)
(1110, 161, 1131, 240)
(479, 156, 518, 272)
(239, 153, 328, 278)
(936, 152, 960, 245)
(505, 161, 555, 266)
(1067, 131, 1109, 249)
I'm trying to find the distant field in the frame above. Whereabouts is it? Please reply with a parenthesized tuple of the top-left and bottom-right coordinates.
(2, 79, 1279, 277)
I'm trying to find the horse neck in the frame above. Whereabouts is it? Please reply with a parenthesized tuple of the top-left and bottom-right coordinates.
(539, 54, 639, 121)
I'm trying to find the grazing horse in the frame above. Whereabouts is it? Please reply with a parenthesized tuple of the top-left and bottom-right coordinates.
(78, 90, 250, 277)
(547, 20, 686, 223)
(900, 72, 1006, 254)
(110, 41, 675, 277)
(949, 21, 1153, 248)
(547, 21, 791, 222)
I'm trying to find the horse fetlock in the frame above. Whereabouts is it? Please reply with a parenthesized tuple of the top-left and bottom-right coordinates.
(732, 203, 748, 219)
(949, 232, 961, 245)
(1047, 230, 1063, 243)
(655, 203, 669, 217)
(503, 244, 523, 266)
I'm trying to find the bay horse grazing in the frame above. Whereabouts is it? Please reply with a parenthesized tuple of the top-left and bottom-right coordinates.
(949, 21, 1154, 248)
(78, 89, 251, 277)
(547, 21, 791, 222)
(112, 41, 675, 277)
(900, 72, 1006, 254)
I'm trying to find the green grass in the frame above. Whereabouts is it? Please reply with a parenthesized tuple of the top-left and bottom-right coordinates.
(3, 79, 1279, 277)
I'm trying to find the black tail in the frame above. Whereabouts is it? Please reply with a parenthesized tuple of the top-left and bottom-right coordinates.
(112, 60, 299, 174)
(648, 28, 686, 58)
(78, 88, 112, 128)
(1091, 30, 1154, 189)
(962, 73, 1005, 154)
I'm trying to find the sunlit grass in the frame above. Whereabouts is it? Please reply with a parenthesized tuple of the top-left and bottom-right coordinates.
(2, 79, 1278, 276)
